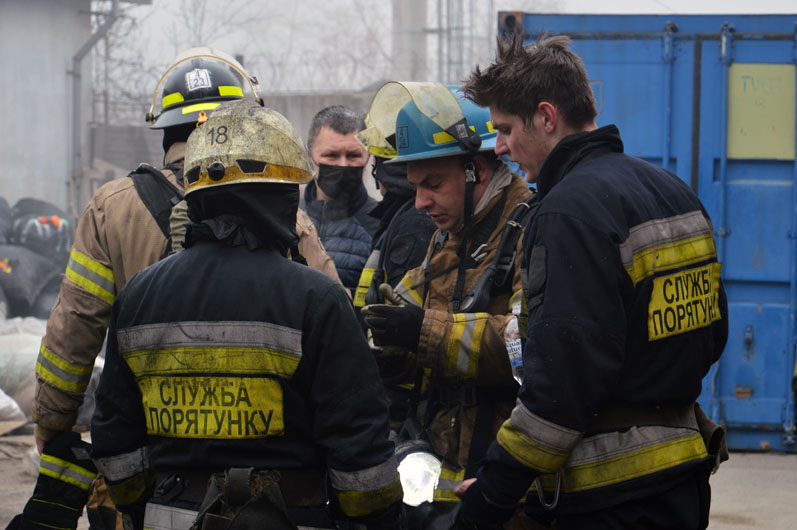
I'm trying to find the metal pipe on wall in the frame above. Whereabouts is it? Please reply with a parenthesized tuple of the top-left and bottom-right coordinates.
(69, 0, 121, 224)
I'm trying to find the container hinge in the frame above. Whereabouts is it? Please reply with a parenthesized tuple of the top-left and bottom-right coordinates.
(720, 22, 735, 65)
(716, 228, 731, 238)
(662, 21, 677, 63)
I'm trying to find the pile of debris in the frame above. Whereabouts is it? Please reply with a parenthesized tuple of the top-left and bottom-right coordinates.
(0, 198, 71, 321)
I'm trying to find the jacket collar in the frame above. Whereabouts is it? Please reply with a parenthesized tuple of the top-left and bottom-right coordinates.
(303, 181, 370, 219)
(537, 125, 623, 199)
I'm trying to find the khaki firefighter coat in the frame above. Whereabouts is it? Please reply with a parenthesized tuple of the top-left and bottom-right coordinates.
(394, 169, 531, 502)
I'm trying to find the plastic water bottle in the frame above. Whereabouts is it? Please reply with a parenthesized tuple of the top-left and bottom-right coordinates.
(505, 305, 523, 385)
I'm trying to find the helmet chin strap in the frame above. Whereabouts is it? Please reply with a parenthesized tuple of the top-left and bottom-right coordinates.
(452, 156, 480, 311)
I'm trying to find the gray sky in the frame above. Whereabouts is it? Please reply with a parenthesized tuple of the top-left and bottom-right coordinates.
(101, 0, 795, 123)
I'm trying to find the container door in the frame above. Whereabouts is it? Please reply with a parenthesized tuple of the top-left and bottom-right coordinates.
(696, 26, 796, 452)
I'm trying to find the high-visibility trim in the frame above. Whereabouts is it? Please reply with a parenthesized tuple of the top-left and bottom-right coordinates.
(161, 92, 185, 108)
(39, 453, 97, 491)
(536, 429, 708, 494)
(433, 466, 465, 502)
(181, 102, 221, 114)
(509, 289, 523, 311)
(123, 347, 301, 379)
(185, 162, 311, 193)
(486, 121, 495, 133)
(118, 321, 302, 357)
(336, 479, 403, 517)
(395, 273, 424, 308)
(444, 313, 488, 379)
(36, 343, 93, 393)
(619, 211, 717, 286)
(331, 457, 402, 517)
(106, 469, 157, 506)
(354, 267, 376, 307)
(354, 250, 382, 307)
(218, 85, 244, 98)
(143, 503, 199, 530)
(65, 248, 115, 305)
(433, 125, 477, 145)
(496, 400, 581, 474)
(94, 448, 148, 482)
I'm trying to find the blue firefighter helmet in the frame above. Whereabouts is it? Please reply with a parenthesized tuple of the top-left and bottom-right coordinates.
(357, 82, 496, 164)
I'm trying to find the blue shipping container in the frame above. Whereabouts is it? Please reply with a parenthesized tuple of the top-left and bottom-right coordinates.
(506, 13, 797, 452)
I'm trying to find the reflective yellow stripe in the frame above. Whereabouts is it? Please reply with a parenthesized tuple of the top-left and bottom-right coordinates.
(561, 432, 707, 492)
(336, 479, 403, 517)
(107, 469, 157, 506)
(123, 347, 301, 379)
(36, 343, 92, 393)
(445, 313, 487, 379)
(625, 233, 718, 286)
(396, 273, 424, 308)
(161, 92, 185, 108)
(496, 402, 581, 474)
(181, 102, 221, 114)
(66, 248, 115, 304)
(354, 267, 377, 308)
(486, 121, 495, 133)
(39, 454, 96, 491)
(218, 85, 244, 97)
(497, 421, 572, 474)
(433, 125, 476, 145)
(509, 289, 523, 311)
(433, 467, 465, 502)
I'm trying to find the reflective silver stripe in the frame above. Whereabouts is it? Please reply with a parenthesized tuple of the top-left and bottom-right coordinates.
(436, 478, 459, 491)
(619, 211, 712, 269)
(364, 249, 381, 269)
(143, 503, 198, 530)
(94, 447, 148, 481)
(567, 424, 699, 466)
(455, 314, 485, 377)
(36, 348, 92, 387)
(39, 455, 95, 489)
(117, 321, 303, 357)
(67, 254, 116, 296)
(508, 399, 581, 454)
(329, 456, 399, 491)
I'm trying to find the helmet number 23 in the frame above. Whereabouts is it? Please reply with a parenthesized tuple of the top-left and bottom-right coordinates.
(207, 126, 229, 145)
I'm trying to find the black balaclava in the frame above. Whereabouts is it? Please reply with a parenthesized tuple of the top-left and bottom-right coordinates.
(372, 157, 413, 197)
(315, 164, 365, 199)
(185, 183, 300, 254)
(162, 123, 197, 154)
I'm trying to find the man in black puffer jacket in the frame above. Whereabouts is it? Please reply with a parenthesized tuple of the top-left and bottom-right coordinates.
(301, 106, 379, 294)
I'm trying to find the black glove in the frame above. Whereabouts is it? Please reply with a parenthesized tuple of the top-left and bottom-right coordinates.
(361, 303, 424, 350)
(459, 479, 516, 529)
(15, 431, 97, 530)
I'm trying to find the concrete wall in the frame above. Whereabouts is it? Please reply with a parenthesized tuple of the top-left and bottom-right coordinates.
(0, 0, 91, 212)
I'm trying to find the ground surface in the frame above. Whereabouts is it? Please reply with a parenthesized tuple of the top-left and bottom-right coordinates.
(0, 436, 795, 529)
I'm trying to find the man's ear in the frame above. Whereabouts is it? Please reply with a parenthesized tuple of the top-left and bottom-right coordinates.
(537, 101, 558, 134)
(473, 154, 493, 186)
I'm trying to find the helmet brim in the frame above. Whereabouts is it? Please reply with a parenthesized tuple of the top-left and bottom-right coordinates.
(386, 137, 497, 164)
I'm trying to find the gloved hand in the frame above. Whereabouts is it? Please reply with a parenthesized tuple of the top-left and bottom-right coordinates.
(361, 303, 424, 350)
(458, 479, 516, 529)
(12, 431, 97, 530)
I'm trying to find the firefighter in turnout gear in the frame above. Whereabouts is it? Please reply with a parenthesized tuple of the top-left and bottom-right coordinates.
(32, 47, 338, 530)
(360, 82, 536, 528)
(455, 34, 729, 529)
(89, 99, 403, 530)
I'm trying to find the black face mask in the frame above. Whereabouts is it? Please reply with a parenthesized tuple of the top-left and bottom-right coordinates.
(316, 164, 365, 199)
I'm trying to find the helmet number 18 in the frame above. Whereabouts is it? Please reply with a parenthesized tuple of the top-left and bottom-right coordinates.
(207, 126, 229, 145)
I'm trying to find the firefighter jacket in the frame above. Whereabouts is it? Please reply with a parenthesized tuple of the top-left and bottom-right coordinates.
(478, 125, 729, 516)
(89, 228, 402, 526)
(34, 143, 341, 441)
(33, 146, 185, 440)
(394, 168, 531, 502)
(353, 192, 437, 308)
